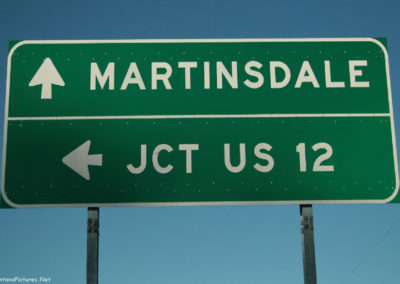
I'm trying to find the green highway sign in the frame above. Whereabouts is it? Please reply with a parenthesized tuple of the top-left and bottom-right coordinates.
(1, 38, 398, 207)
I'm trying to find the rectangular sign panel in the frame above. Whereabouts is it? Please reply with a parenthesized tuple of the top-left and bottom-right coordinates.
(2, 38, 398, 207)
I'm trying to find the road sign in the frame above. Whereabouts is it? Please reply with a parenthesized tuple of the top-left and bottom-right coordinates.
(1, 38, 398, 208)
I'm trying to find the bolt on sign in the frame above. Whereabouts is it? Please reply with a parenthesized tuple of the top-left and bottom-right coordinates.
(1, 38, 398, 208)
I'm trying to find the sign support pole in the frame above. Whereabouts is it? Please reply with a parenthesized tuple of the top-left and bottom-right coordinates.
(87, 207, 99, 284)
(300, 204, 317, 284)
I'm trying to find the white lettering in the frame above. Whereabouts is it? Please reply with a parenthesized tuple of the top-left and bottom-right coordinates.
(244, 61, 264, 89)
(224, 143, 246, 173)
(217, 61, 238, 89)
(121, 63, 146, 90)
(253, 143, 274, 172)
(152, 62, 172, 90)
(178, 62, 197, 89)
(204, 61, 210, 89)
(179, 144, 199, 173)
(349, 60, 370, 87)
(324, 60, 345, 88)
(90, 62, 114, 90)
(127, 145, 147, 174)
(270, 61, 291, 88)
(295, 61, 320, 88)
(153, 144, 173, 174)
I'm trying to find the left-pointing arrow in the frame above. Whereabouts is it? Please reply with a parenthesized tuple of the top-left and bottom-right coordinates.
(62, 140, 103, 181)
(29, 57, 65, 99)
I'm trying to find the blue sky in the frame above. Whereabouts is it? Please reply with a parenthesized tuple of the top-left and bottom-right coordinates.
(1, 0, 400, 283)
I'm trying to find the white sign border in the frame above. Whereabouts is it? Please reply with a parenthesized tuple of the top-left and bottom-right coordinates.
(2, 38, 399, 208)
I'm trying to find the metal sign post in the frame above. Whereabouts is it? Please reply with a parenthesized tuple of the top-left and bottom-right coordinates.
(300, 204, 317, 284)
(87, 207, 99, 284)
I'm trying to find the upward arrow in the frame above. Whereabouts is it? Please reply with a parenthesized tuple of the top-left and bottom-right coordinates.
(29, 57, 65, 99)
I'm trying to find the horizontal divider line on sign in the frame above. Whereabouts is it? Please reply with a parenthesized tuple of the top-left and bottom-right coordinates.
(7, 113, 391, 121)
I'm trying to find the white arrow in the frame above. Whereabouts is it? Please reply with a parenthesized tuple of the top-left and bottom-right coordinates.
(29, 57, 65, 99)
(62, 140, 103, 181)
